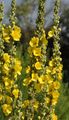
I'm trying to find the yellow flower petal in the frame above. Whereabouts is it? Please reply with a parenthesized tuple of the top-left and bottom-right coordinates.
(35, 62, 42, 70)
(3, 53, 10, 63)
(31, 73, 38, 81)
(48, 29, 54, 38)
(11, 26, 21, 41)
(2, 104, 12, 116)
(52, 113, 58, 120)
(2, 27, 10, 43)
(33, 48, 41, 56)
(12, 89, 19, 99)
(29, 37, 39, 47)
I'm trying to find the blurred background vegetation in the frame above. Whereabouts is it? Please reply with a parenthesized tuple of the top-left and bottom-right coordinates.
(2, 0, 69, 120)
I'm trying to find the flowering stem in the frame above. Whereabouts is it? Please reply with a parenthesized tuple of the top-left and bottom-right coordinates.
(36, 0, 45, 37)
(10, 0, 16, 26)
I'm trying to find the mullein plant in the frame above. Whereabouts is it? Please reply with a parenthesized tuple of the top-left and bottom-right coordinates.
(23, 0, 63, 120)
(0, 0, 23, 119)
(46, 0, 63, 120)
(23, 0, 49, 119)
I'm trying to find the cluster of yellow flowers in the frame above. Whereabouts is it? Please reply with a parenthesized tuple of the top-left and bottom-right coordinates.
(23, 30, 48, 86)
(2, 25, 21, 43)
(0, 1, 24, 119)
(22, 29, 48, 119)
(45, 57, 62, 120)
(22, 24, 63, 119)
(0, 25, 22, 117)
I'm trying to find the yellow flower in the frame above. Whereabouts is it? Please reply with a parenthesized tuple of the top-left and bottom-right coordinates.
(4, 81, 9, 87)
(31, 73, 38, 81)
(48, 29, 54, 38)
(51, 98, 58, 106)
(46, 67, 51, 74)
(2, 63, 9, 75)
(12, 89, 19, 99)
(46, 75, 53, 84)
(58, 64, 63, 71)
(26, 66, 31, 73)
(29, 37, 39, 47)
(2, 27, 10, 43)
(11, 26, 21, 41)
(52, 113, 58, 120)
(3, 53, 10, 63)
(6, 96, 13, 104)
(3, 77, 14, 89)
(52, 91, 59, 99)
(33, 100, 39, 111)
(52, 68, 57, 75)
(33, 48, 41, 56)
(35, 62, 42, 70)
(38, 75, 45, 84)
(49, 60, 53, 67)
(2, 104, 12, 116)
(52, 81, 60, 90)
(14, 59, 22, 75)
(5, 82, 14, 91)
(22, 100, 30, 108)
(57, 72, 62, 80)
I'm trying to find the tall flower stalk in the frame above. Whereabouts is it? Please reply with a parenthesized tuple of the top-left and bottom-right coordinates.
(23, 0, 49, 119)
(46, 0, 63, 119)
(0, 0, 23, 119)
